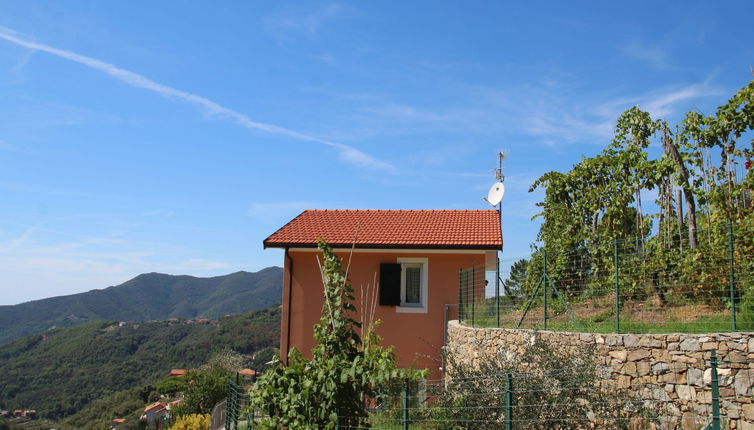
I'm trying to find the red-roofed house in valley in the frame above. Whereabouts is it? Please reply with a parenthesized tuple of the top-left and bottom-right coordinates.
(111, 418, 126, 428)
(264, 209, 502, 376)
(168, 369, 187, 377)
(140, 402, 167, 426)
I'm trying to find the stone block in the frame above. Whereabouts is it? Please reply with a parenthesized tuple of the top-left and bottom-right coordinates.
(725, 351, 748, 363)
(668, 342, 680, 351)
(623, 361, 637, 376)
(679, 338, 701, 351)
(616, 375, 632, 389)
(653, 362, 670, 374)
(660, 372, 686, 384)
(628, 349, 652, 361)
(671, 354, 697, 364)
(676, 385, 696, 401)
(688, 368, 704, 387)
(743, 404, 754, 421)
(681, 412, 703, 429)
(623, 334, 639, 348)
(728, 341, 747, 351)
(639, 337, 663, 348)
(605, 335, 623, 346)
(734, 369, 754, 396)
(637, 362, 652, 376)
(651, 386, 671, 401)
(704, 368, 733, 386)
(610, 350, 628, 362)
(702, 342, 719, 351)
(748, 337, 754, 352)
(720, 387, 735, 397)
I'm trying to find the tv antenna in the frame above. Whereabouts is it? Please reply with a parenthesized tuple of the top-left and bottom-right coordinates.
(482, 152, 506, 208)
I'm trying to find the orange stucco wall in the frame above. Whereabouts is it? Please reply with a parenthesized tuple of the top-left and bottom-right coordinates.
(279, 249, 489, 377)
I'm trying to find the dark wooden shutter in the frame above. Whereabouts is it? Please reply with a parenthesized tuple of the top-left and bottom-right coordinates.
(379, 263, 401, 306)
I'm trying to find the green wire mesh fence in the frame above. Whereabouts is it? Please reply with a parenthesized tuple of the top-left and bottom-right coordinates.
(458, 219, 754, 333)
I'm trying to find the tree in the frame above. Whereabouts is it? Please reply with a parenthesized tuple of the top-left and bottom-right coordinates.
(502, 258, 529, 303)
(172, 350, 244, 417)
(251, 240, 425, 429)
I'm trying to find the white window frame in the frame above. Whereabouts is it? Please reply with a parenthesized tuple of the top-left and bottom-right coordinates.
(396, 257, 428, 313)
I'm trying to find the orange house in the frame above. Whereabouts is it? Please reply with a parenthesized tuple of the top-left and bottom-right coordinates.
(263, 209, 502, 376)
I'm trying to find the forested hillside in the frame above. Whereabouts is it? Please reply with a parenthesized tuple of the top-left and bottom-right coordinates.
(0, 267, 282, 345)
(0, 306, 280, 420)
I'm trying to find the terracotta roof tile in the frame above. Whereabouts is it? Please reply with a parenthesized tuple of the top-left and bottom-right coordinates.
(264, 210, 502, 250)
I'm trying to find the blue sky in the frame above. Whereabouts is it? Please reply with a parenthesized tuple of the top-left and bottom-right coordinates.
(1, 2, 752, 305)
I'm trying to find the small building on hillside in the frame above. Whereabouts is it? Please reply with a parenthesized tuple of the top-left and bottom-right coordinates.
(141, 402, 167, 426)
(263, 209, 502, 376)
(168, 369, 187, 377)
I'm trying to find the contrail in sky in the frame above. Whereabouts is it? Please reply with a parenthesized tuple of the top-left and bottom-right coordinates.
(0, 26, 394, 172)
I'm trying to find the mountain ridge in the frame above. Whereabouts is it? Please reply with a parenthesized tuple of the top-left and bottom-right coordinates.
(0, 266, 283, 345)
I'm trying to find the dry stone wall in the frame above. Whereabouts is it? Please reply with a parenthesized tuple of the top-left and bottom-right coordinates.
(446, 321, 754, 429)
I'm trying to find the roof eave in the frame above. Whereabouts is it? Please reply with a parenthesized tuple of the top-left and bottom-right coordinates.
(263, 241, 502, 250)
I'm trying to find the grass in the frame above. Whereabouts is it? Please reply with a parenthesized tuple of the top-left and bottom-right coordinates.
(459, 295, 754, 333)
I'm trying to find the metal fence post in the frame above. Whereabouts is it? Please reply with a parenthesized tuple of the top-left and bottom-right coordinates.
(505, 373, 513, 430)
(728, 219, 736, 332)
(496, 254, 501, 328)
(402, 380, 409, 430)
(471, 266, 476, 328)
(458, 269, 464, 324)
(543, 250, 548, 330)
(614, 239, 620, 333)
(710, 350, 720, 430)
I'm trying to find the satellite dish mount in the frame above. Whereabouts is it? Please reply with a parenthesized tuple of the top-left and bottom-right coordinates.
(482, 152, 506, 208)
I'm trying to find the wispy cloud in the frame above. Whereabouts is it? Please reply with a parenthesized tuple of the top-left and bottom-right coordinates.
(142, 209, 175, 217)
(0, 26, 393, 172)
(0, 223, 242, 304)
(624, 41, 674, 71)
(265, 4, 342, 36)
(640, 82, 721, 118)
(9, 47, 34, 82)
(0, 139, 21, 152)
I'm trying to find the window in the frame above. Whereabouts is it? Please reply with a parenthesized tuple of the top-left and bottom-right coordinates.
(401, 263, 422, 306)
(398, 258, 428, 313)
(379, 258, 428, 313)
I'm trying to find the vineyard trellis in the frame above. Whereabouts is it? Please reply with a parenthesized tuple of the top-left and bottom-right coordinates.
(458, 217, 753, 333)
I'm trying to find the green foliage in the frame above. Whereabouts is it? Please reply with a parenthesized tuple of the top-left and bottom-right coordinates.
(525, 79, 754, 311)
(155, 377, 188, 398)
(0, 267, 282, 345)
(401, 338, 653, 429)
(0, 307, 280, 420)
(251, 240, 425, 429)
(173, 367, 233, 416)
(56, 386, 147, 430)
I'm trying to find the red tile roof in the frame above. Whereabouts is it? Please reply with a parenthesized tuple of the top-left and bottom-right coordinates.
(264, 210, 502, 250)
(239, 368, 261, 376)
(144, 402, 165, 413)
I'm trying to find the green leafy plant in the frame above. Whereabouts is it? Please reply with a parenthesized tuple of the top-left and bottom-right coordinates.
(251, 240, 425, 429)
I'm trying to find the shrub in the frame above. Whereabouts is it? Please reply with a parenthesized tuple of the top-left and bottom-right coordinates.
(170, 414, 210, 430)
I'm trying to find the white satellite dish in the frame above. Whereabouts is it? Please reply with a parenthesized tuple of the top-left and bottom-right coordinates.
(486, 182, 505, 206)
